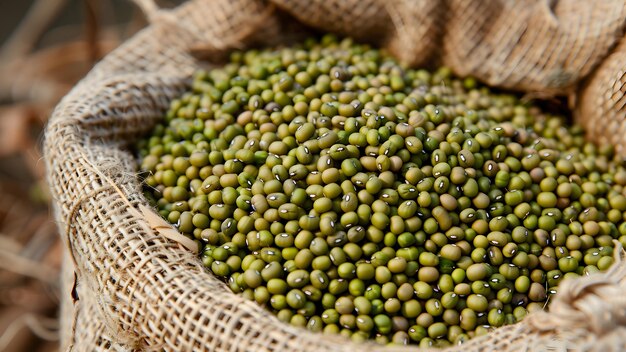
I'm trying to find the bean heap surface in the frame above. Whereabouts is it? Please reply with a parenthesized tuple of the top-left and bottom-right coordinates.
(137, 35, 626, 347)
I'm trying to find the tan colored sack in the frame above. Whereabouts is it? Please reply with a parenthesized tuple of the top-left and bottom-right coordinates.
(46, 0, 626, 350)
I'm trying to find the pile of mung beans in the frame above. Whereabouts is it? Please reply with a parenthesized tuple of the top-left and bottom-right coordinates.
(136, 35, 626, 347)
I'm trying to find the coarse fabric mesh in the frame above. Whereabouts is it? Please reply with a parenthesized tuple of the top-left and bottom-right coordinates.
(45, 0, 626, 350)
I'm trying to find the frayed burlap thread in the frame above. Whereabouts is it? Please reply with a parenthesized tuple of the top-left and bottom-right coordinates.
(46, 0, 626, 350)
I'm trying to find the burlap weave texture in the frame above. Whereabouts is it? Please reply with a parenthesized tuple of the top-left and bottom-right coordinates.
(45, 0, 626, 350)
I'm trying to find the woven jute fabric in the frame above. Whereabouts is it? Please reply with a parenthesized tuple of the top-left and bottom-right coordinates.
(45, 0, 626, 350)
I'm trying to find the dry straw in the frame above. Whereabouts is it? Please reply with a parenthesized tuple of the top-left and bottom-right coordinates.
(45, 0, 626, 350)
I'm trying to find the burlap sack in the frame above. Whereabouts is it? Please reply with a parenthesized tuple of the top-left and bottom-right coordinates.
(45, 0, 626, 350)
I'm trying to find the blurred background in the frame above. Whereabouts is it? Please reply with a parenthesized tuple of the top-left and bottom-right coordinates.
(0, 1, 179, 350)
